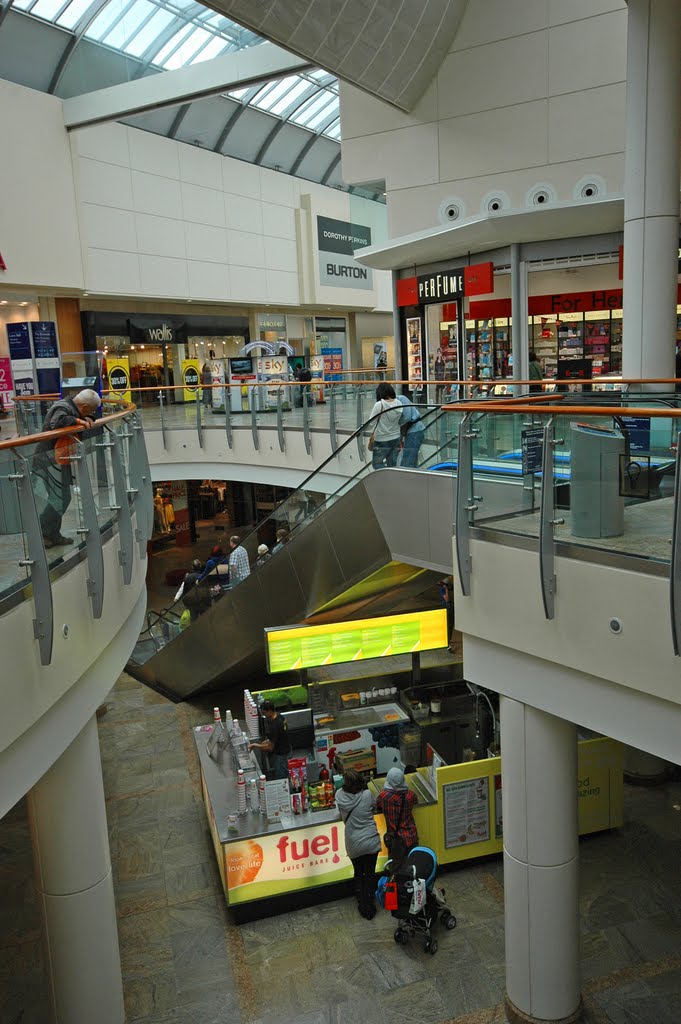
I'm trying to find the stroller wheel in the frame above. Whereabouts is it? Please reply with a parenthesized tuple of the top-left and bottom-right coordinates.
(394, 929, 408, 945)
(441, 911, 457, 930)
(425, 938, 438, 955)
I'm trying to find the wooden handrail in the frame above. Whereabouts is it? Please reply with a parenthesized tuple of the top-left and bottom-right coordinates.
(0, 400, 136, 451)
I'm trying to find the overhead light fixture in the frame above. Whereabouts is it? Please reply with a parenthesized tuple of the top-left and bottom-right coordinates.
(20, 301, 29, 306)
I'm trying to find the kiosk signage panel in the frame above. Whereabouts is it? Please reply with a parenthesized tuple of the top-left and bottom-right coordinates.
(521, 427, 544, 474)
(443, 776, 490, 849)
(265, 609, 448, 674)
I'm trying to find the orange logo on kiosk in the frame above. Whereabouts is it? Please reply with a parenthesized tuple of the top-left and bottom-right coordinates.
(225, 840, 263, 886)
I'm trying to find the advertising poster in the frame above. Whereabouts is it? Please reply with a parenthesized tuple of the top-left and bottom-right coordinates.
(406, 317, 423, 393)
(31, 321, 60, 396)
(224, 816, 388, 905)
(321, 347, 343, 381)
(6, 321, 36, 398)
(168, 480, 190, 547)
(266, 609, 448, 674)
(181, 359, 200, 403)
(310, 353, 324, 403)
(443, 776, 490, 849)
(107, 355, 131, 404)
(228, 358, 257, 413)
(210, 359, 226, 410)
(0, 357, 15, 409)
(316, 215, 373, 291)
(257, 355, 289, 410)
(374, 342, 388, 372)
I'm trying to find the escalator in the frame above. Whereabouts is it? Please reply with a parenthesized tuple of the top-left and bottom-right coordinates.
(127, 405, 458, 699)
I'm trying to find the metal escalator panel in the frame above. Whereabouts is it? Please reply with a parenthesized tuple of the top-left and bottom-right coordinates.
(126, 467, 456, 701)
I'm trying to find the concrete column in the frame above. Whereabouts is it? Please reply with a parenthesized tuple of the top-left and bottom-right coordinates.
(622, 0, 681, 382)
(501, 697, 581, 1024)
(27, 715, 124, 1024)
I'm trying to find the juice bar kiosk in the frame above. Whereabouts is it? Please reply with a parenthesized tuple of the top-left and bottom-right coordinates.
(193, 611, 624, 918)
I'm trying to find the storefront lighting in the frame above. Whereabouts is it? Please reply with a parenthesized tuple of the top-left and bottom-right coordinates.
(140, 344, 145, 349)
(19, 301, 28, 306)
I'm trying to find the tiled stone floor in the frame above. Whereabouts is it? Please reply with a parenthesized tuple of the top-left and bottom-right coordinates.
(1, 674, 680, 1024)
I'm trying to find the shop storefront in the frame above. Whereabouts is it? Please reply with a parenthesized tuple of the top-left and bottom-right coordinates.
(81, 310, 250, 403)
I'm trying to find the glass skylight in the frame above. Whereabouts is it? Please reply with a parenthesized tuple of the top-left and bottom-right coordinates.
(16, 0, 342, 146)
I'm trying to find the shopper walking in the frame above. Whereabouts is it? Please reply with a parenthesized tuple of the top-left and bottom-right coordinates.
(34, 388, 101, 548)
(528, 350, 543, 393)
(376, 768, 418, 865)
(433, 350, 446, 404)
(336, 769, 381, 919)
(368, 383, 403, 470)
(396, 394, 426, 467)
(201, 362, 212, 406)
(228, 534, 250, 586)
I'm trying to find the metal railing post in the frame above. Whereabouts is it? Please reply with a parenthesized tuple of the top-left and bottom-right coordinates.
(539, 417, 564, 620)
(356, 386, 366, 461)
(108, 427, 134, 586)
(11, 452, 53, 664)
(129, 415, 153, 557)
(454, 413, 477, 597)
(670, 431, 681, 654)
(303, 390, 312, 455)
(250, 387, 259, 451)
(224, 392, 233, 449)
(158, 390, 167, 450)
(329, 385, 338, 452)
(276, 386, 285, 453)
(196, 387, 204, 449)
(71, 446, 105, 619)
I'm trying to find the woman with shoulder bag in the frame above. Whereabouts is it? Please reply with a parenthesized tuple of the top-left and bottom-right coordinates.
(336, 769, 381, 919)
(367, 383, 403, 469)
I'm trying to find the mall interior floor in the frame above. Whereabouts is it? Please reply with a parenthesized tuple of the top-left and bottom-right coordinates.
(1, 674, 681, 1024)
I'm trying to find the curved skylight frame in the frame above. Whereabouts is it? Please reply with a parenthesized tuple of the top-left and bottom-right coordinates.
(11, 0, 342, 145)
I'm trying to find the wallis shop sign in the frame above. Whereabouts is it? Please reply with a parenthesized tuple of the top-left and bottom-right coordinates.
(128, 316, 188, 344)
(317, 215, 373, 291)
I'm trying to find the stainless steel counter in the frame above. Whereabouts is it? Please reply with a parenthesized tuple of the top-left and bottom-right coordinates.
(193, 726, 340, 844)
(313, 701, 409, 733)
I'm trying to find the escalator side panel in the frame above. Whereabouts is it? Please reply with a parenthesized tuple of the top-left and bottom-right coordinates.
(133, 470, 454, 698)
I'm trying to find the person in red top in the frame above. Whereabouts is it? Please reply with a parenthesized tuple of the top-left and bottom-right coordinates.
(376, 767, 418, 859)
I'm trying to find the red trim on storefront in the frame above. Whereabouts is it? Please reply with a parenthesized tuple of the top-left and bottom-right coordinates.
(396, 277, 418, 306)
(464, 262, 494, 296)
(470, 284, 681, 320)
(442, 302, 458, 321)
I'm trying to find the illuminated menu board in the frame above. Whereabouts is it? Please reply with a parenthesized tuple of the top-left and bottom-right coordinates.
(265, 609, 448, 674)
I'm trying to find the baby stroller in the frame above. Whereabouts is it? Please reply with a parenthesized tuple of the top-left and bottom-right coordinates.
(377, 845, 456, 955)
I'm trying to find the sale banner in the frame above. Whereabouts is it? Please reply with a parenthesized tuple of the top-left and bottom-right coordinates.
(181, 359, 200, 403)
(107, 355, 131, 403)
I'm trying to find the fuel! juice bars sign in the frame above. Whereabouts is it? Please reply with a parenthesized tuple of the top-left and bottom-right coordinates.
(224, 818, 387, 904)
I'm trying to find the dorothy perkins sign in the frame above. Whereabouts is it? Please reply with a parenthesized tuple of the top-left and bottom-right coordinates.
(317, 216, 373, 291)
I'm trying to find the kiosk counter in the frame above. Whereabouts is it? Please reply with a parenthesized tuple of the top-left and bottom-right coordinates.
(195, 721, 623, 915)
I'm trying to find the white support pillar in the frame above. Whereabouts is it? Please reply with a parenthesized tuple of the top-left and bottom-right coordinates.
(501, 697, 581, 1024)
(27, 716, 124, 1024)
(622, 0, 681, 383)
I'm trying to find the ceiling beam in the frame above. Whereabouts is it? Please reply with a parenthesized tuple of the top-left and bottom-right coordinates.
(320, 152, 341, 186)
(62, 42, 313, 130)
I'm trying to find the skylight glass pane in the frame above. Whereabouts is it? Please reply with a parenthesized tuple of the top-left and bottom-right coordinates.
(12, 0, 33, 10)
(86, 0, 131, 42)
(305, 98, 338, 131)
(162, 25, 209, 68)
(254, 76, 298, 111)
(57, 0, 95, 29)
(124, 7, 173, 56)
(190, 35, 227, 64)
(105, 0, 152, 49)
(227, 86, 251, 101)
(324, 119, 341, 140)
(31, 0, 67, 21)
(269, 79, 310, 116)
(152, 22, 193, 64)
(292, 91, 331, 126)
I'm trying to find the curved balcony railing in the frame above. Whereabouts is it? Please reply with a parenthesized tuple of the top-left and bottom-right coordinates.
(0, 398, 153, 665)
(12, 376, 681, 461)
(448, 395, 681, 654)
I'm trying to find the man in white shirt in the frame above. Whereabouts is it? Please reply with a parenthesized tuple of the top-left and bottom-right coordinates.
(228, 535, 251, 586)
(368, 383, 403, 469)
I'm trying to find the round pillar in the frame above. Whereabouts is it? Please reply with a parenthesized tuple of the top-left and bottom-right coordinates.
(500, 697, 581, 1024)
(27, 715, 124, 1024)
(622, 0, 681, 382)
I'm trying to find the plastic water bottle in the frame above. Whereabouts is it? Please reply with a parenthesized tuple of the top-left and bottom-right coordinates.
(258, 774, 266, 815)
